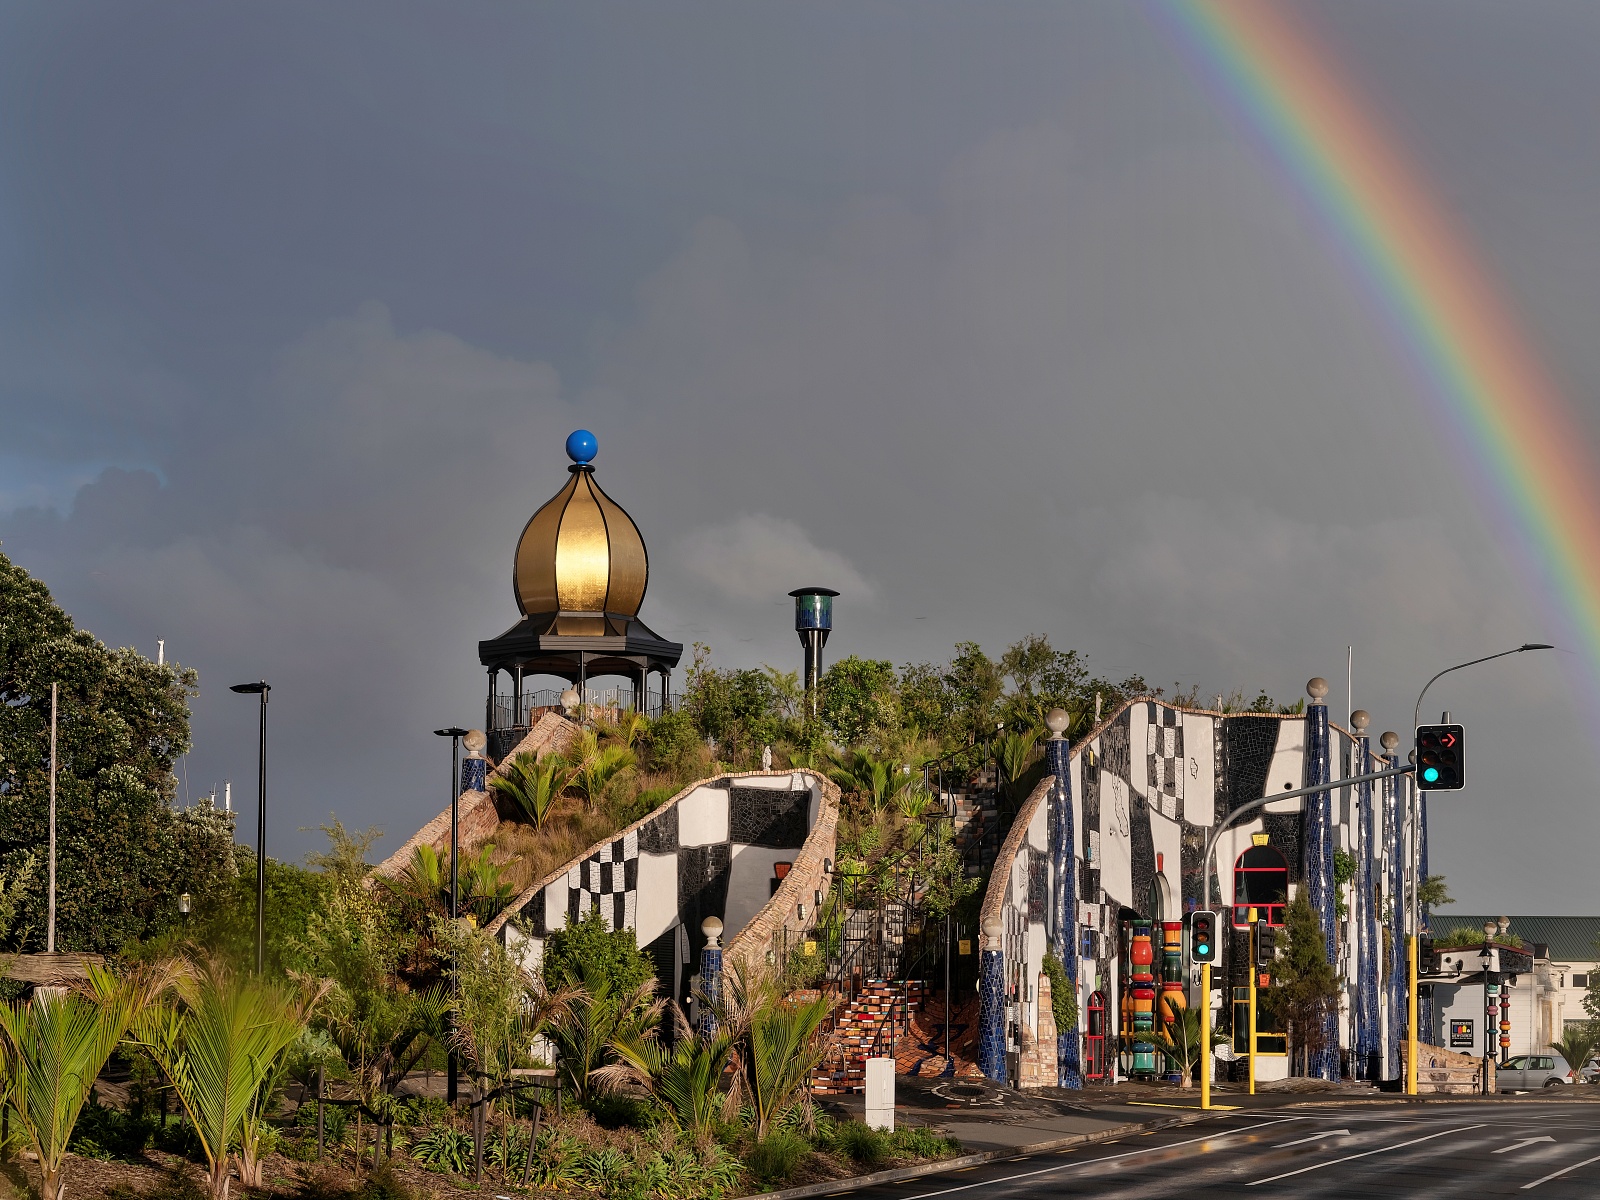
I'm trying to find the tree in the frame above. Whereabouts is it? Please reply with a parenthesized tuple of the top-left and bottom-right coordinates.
(494, 751, 573, 830)
(566, 729, 637, 810)
(132, 958, 329, 1199)
(943, 642, 1004, 749)
(601, 1001, 735, 1135)
(1260, 893, 1340, 1077)
(546, 961, 660, 1103)
(819, 657, 898, 747)
(718, 961, 832, 1140)
(0, 551, 235, 953)
(541, 906, 654, 999)
(1550, 1024, 1596, 1082)
(0, 960, 177, 1200)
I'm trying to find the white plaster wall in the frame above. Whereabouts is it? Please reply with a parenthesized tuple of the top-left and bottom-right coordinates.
(1182, 713, 1216, 826)
(1070, 754, 1084, 859)
(1099, 769, 1134, 908)
(635, 851, 679, 944)
(677, 786, 730, 846)
(506, 925, 543, 975)
(1128, 705, 1149, 800)
(726, 844, 801, 937)
(736, 775, 798, 790)
(1212, 817, 1266, 919)
(1149, 810, 1183, 913)
(1265, 721, 1307, 814)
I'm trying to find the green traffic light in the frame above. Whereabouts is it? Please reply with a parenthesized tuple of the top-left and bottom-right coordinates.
(1423, 766, 1440, 783)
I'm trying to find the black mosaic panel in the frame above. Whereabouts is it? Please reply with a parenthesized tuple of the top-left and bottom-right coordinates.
(642, 924, 680, 1004)
(728, 786, 809, 848)
(637, 802, 679, 855)
(1027, 847, 1048, 922)
(521, 887, 546, 936)
(1180, 824, 1208, 911)
(678, 843, 731, 964)
(1100, 712, 1132, 781)
(1130, 803, 1156, 919)
(1221, 716, 1303, 880)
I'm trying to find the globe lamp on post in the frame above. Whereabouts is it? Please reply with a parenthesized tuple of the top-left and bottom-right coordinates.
(229, 680, 271, 975)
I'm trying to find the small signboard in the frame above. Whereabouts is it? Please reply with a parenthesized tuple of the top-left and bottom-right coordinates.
(958, 939, 972, 956)
(1450, 1018, 1475, 1048)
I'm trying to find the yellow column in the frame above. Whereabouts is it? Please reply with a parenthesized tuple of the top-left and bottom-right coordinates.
(1248, 906, 1258, 1096)
(1201, 960, 1211, 1110)
(1407, 933, 1419, 1095)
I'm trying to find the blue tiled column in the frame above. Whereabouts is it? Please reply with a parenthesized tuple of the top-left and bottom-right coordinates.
(978, 920, 1007, 1083)
(1353, 721, 1380, 1080)
(699, 926, 723, 1040)
(461, 751, 488, 793)
(1382, 737, 1404, 1080)
(1045, 734, 1081, 1089)
(1303, 679, 1338, 1081)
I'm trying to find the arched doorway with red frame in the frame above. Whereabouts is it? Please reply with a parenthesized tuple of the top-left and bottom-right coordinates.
(1231, 836, 1288, 928)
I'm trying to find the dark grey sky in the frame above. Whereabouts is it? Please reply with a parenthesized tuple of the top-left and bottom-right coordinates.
(4, 2, 1597, 910)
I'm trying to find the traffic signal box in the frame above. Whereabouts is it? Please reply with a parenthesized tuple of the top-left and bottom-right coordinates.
(1415, 723, 1465, 790)
(1255, 921, 1277, 966)
(1190, 910, 1218, 964)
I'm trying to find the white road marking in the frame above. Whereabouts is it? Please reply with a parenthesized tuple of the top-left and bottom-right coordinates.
(1521, 1152, 1600, 1190)
(1276, 1129, 1350, 1147)
(1246, 1124, 1486, 1186)
(895, 1119, 1309, 1199)
(1497, 1136, 1556, 1154)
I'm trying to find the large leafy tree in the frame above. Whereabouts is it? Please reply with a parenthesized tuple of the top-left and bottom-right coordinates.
(0, 551, 234, 953)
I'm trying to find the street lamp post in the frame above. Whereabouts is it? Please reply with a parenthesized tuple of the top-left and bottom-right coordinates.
(229, 681, 271, 975)
(435, 726, 469, 1105)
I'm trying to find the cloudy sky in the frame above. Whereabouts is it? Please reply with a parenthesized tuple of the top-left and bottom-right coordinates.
(4, 2, 1599, 911)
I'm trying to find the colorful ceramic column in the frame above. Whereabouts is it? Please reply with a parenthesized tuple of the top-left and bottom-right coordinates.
(1303, 677, 1338, 1081)
(1130, 920, 1157, 1077)
(699, 916, 724, 1039)
(978, 915, 1007, 1082)
(1352, 712, 1380, 1080)
(1044, 718, 1081, 1089)
(1382, 732, 1404, 1079)
(1159, 920, 1186, 1074)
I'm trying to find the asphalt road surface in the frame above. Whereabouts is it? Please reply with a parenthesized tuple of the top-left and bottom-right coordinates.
(833, 1103, 1600, 1198)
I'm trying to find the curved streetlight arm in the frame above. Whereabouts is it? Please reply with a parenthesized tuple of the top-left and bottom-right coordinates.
(1413, 644, 1553, 730)
(1200, 765, 1414, 918)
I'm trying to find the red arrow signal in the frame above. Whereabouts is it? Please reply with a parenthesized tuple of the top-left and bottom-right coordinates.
(1441, 732, 1457, 747)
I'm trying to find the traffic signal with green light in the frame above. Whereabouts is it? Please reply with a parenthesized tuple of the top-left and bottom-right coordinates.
(1256, 921, 1277, 966)
(1415, 724, 1465, 790)
(1190, 910, 1219, 964)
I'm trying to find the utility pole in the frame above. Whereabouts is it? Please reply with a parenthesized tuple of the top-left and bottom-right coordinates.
(47, 683, 57, 954)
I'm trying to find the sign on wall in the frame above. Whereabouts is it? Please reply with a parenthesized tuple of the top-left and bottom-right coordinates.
(1450, 1018, 1475, 1048)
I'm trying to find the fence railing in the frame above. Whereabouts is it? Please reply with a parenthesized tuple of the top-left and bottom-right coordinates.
(488, 687, 683, 731)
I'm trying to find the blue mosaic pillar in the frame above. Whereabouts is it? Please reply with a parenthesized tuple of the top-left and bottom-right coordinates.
(1352, 717, 1380, 1081)
(1303, 678, 1338, 1081)
(1045, 730, 1081, 1089)
(1417, 792, 1433, 1045)
(1381, 734, 1404, 1080)
(461, 750, 488, 794)
(978, 919, 1007, 1083)
(698, 918, 724, 1040)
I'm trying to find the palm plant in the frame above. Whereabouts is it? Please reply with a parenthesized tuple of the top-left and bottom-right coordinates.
(567, 729, 637, 809)
(493, 751, 574, 830)
(458, 844, 515, 924)
(720, 962, 832, 1140)
(599, 1002, 737, 1135)
(894, 780, 936, 823)
(1551, 1025, 1597, 1083)
(828, 749, 896, 815)
(1151, 1005, 1212, 1088)
(390, 844, 449, 915)
(995, 728, 1040, 807)
(546, 960, 660, 1102)
(0, 960, 176, 1200)
(132, 958, 330, 1199)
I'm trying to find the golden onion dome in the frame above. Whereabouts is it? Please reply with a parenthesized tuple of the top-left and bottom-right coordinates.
(513, 431, 648, 624)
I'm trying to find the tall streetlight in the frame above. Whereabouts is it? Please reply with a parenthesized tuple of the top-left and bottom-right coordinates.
(1402, 642, 1552, 1094)
(434, 726, 469, 1106)
(229, 680, 271, 974)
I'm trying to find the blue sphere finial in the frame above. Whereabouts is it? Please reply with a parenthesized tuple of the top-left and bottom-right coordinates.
(565, 429, 597, 465)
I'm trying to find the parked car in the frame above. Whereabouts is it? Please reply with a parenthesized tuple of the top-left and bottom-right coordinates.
(1497, 1052, 1575, 1091)
(1580, 1055, 1599, 1084)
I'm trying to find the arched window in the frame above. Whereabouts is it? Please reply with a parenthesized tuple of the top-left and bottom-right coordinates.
(1084, 990, 1109, 1082)
(1232, 843, 1288, 928)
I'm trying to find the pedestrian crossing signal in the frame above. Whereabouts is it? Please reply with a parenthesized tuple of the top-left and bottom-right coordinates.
(1190, 910, 1219, 964)
(1415, 724, 1465, 790)
(1255, 921, 1277, 966)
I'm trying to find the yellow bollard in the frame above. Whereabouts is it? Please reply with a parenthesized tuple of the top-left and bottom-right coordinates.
(1407, 933, 1419, 1096)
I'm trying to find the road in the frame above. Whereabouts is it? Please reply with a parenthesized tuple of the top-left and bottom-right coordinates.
(833, 1103, 1600, 1198)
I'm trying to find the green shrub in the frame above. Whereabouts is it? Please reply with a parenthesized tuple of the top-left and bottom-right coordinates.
(579, 1146, 633, 1192)
(70, 1097, 154, 1160)
(889, 1125, 959, 1159)
(746, 1130, 809, 1184)
(408, 1123, 473, 1173)
(542, 906, 655, 996)
(152, 1115, 206, 1162)
(828, 1120, 889, 1168)
(526, 1128, 584, 1191)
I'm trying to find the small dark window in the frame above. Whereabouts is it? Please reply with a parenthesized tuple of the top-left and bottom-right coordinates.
(1232, 843, 1289, 928)
(1574, 973, 1589, 988)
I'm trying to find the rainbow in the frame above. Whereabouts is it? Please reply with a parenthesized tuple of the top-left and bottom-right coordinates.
(1154, 0, 1600, 696)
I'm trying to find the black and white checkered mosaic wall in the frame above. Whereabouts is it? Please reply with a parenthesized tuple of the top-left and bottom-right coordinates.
(504, 771, 823, 1006)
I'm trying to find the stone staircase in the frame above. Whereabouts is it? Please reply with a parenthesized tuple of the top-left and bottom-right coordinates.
(809, 979, 926, 1095)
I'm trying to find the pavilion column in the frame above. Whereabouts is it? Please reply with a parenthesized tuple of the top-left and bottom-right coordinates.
(1045, 725, 1080, 1088)
(978, 915, 1007, 1082)
(1352, 712, 1380, 1080)
(1303, 677, 1338, 1081)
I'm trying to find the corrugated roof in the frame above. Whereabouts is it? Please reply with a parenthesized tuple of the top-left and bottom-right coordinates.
(1430, 914, 1600, 963)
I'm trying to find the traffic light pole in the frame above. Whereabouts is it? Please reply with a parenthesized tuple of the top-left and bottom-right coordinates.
(1248, 907, 1258, 1096)
(1200, 960, 1211, 1110)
